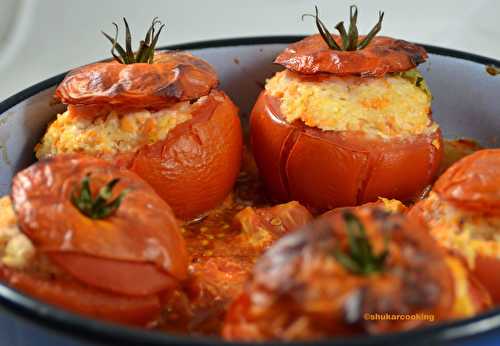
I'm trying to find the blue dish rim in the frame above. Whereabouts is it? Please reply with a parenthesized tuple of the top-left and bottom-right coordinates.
(0, 35, 499, 346)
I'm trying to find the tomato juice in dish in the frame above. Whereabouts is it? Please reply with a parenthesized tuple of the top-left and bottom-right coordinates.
(0, 7, 498, 343)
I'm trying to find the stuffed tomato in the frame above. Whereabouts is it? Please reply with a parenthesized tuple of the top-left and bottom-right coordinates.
(0, 154, 188, 326)
(250, 7, 442, 212)
(410, 149, 500, 303)
(36, 19, 243, 220)
(223, 205, 491, 341)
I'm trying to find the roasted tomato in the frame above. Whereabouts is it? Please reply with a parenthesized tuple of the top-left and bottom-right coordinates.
(161, 200, 312, 335)
(231, 201, 313, 254)
(0, 154, 188, 325)
(409, 149, 500, 303)
(36, 19, 242, 220)
(275, 34, 427, 77)
(250, 7, 441, 212)
(223, 206, 490, 341)
(55, 51, 218, 109)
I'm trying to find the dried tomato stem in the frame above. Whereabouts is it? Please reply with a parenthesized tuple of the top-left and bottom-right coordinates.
(302, 5, 384, 51)
(101, 17, 165, 64)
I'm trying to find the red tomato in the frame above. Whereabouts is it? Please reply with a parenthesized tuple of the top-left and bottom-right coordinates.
(223, 206, 489, 341)
(48, 253, 177, 296)
(12, 155, 188, 282)
(409, 149, 500, 304)
(250, 92, 442, 212)
(467, 262, 496, 310)
(275, 35, 427, 77)
(0, 266, 162, 326)
(434, 149, 500, 214)
(55, 51, 218, 109)
(126, 90, 243, 219)
(53, 51, 243, 220)
(7, 154, 189, 323)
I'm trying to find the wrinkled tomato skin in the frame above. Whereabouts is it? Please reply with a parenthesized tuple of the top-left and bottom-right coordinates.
(55, 51, 218, 109)
(11, 154, 188, 296)
(127, 90, 243, 219)
(0, 267, 162, 326)
(54, 51, 242, 220)
(222, 206, 459, 340)
(274, 35, 428, 77)
(250, 92, 442, 212)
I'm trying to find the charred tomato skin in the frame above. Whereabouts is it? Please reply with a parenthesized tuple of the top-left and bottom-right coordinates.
(275, 35, 428, 77)
(250, 92, 442, 212)
(223, 206, 488, 341)
(55, 51, 218, 109)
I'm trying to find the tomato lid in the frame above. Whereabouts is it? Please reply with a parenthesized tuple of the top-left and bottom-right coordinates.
(275, 6, 427, 77)
(275, 34, 427, 77)
(55, 51, 218, 108)
(55, 18, 218, 108)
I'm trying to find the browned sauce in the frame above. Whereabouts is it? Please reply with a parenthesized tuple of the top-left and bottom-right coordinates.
(157, 139, 482, 336)
(158, 149, 272, 335)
